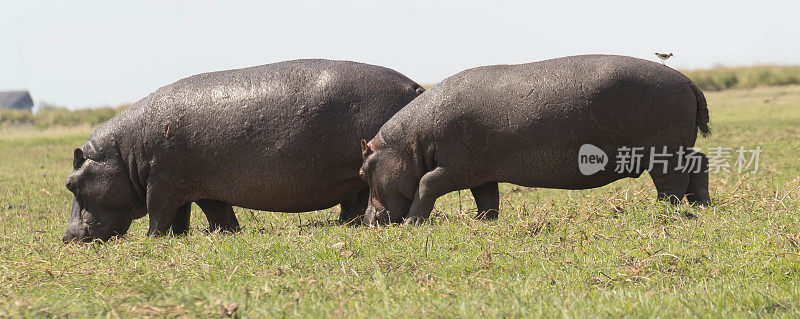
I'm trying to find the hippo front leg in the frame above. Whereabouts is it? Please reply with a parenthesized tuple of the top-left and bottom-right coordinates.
(404, 167, 455, 225)
(170, 203, 192, 235)
(146, 180, 185, 237)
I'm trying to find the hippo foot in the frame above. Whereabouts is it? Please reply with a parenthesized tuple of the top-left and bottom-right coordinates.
(206, 225, 241, 234)
(402, 216, 426, 225)
(170, 203, 192, 236)
(474, 209, 499, 220)
(685, 192, 710, 206)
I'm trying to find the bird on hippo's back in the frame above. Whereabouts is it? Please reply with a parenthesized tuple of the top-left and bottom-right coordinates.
(655, 52, 673, 64)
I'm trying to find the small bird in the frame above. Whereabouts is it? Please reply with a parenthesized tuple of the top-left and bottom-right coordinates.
(655, 52, 673, 64)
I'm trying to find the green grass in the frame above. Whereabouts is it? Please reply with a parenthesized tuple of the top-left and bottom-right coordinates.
(683, 65, 800, 91)
(1, 85, 800, 317)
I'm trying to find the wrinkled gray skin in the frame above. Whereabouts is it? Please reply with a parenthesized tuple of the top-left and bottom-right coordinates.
(359, 55, 711, 225)
(63, 59, 424, 242)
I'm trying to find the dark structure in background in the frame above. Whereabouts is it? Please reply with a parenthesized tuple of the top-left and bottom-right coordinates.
(0, 90, 34, 111)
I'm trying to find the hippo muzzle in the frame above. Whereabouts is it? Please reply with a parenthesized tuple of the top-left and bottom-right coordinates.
(62, 197, 132, 243)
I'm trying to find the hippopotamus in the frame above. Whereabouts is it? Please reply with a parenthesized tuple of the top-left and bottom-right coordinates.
(63, 59, 424, 242)
(358, 54, 711, 224)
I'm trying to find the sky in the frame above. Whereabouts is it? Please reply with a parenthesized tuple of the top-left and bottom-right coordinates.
(1, 0, 799, 109)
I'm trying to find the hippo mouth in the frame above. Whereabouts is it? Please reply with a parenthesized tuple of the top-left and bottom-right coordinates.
(363, 192, 392, 225)
(62, 197, 132, 243)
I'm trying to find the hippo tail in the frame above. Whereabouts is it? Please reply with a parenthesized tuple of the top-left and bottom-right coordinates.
(690, 81, 711, 137)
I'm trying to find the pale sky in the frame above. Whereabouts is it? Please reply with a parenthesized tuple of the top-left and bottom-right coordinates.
(1, 0, 799, 109)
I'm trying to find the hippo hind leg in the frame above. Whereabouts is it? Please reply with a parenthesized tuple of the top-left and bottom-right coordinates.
(685, 152, 710, 206)
(339, 189, 369, 226)
(471, 182, 499, 220)
(170, 203, 192, 235)
(649, 165, 690, 205)
(196, 199, 240, 232)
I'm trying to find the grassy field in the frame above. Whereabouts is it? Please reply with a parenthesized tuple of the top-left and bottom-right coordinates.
(683, 65, 800, 91)
(1, 85, 799, 317)
(0, 105, 124, 128)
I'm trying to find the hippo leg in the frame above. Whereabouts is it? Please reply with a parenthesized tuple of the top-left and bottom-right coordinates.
(339, 189, 368, 225)
(170, 203, 192, 235)
(650, 169, 690, 205)
(471, 182, 499, 220)
(405, 167, 456, 224)
(146, 183, 184, 236)
(196, 199, 240, 232)
(685, 152, 710, 206)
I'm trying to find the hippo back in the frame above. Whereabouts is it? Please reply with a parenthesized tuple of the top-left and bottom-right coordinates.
(98, 59, 423, 212)
(379, 55, 700, 189)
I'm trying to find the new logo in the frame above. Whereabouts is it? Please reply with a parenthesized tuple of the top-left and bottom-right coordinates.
(578, 144, 608, 175)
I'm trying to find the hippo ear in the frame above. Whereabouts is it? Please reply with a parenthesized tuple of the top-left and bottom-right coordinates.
(73, 148, 85, 169)
(360, 139, 371, 159)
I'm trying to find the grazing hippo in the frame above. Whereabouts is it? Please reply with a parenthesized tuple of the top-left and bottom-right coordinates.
(359, 54, 711, 225)
(63, 59, 424, 242)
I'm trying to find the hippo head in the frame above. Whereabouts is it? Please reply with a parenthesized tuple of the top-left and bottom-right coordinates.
(63, 145, 144, 243)
(359, 133, 414, 224)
